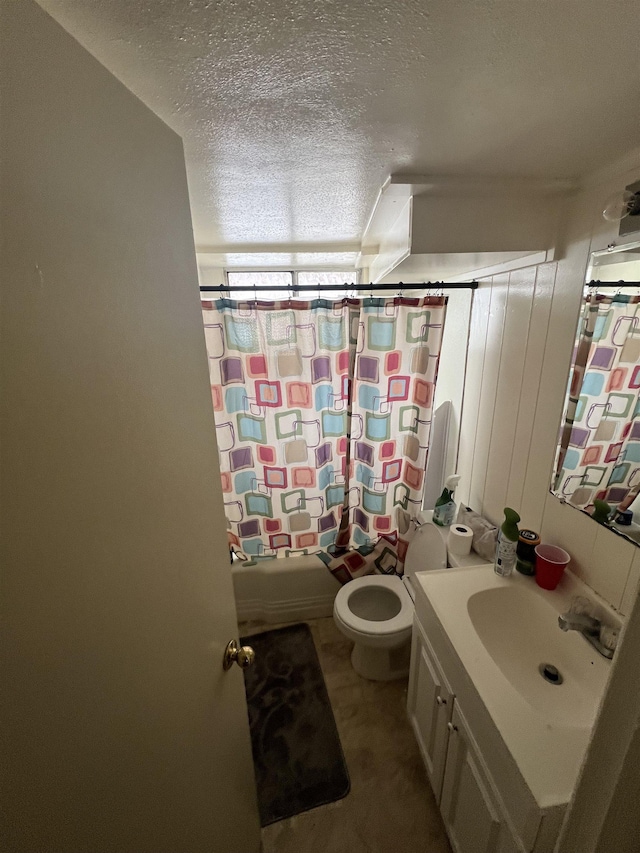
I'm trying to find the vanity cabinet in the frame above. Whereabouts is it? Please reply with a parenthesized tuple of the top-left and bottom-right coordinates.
(409, 616, 526, 853)
(440, 704, 524, 853)
(407, 580, 564, 853)
(407, 619, 453, 801)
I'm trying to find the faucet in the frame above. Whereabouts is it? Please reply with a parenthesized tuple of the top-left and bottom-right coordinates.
(558, 600, 617, 659)
(558, 612, 600, 633)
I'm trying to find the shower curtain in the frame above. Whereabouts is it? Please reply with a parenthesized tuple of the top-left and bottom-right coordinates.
(555, 292, 640, 510)
(202, 296, 447, 574)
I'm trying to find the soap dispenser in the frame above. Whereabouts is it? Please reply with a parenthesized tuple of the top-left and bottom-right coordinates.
(433, 475, 461, 527)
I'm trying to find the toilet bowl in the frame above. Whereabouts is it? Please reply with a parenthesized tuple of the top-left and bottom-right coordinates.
(333, 521, 448, 681)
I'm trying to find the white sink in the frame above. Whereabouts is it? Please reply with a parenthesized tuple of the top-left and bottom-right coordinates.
(414, 565, 615, 808)
(467, 585, 602, 729)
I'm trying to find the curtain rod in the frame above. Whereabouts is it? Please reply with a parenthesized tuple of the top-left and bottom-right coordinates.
(587, 280, 640, 288)
(199, 281, 478, 293)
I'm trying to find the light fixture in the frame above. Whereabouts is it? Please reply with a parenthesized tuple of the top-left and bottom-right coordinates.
(602, 189, 640, 222)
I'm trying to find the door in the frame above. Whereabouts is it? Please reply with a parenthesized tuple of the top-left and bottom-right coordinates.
(440, 705, 523, 853)
(407, 619, 454, 801)
(0, 3, 260, 852)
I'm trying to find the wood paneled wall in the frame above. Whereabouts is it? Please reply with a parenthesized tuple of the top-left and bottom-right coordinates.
(457, 158, 640, 614)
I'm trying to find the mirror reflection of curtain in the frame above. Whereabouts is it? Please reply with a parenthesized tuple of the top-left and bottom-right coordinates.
(202, 296, 447, 567)
(555, 292, 640, 510)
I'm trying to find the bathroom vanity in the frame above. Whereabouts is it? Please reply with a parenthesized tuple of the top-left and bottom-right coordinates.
(407, 566, 614, 853)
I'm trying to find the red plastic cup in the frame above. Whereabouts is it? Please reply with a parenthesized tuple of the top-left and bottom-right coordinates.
(534, 544, 570, 590)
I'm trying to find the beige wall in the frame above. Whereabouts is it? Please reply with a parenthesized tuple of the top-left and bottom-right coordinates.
(0, 2, 259, 850)
(457, 154, 640, 614)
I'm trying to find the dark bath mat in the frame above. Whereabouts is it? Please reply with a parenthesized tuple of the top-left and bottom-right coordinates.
(240, 623, 350, 826)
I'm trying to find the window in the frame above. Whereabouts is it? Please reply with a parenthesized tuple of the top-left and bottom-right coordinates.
(296, 271, 358, 299)
(225, 271, 293, 300)
(224, 270, 359, 300)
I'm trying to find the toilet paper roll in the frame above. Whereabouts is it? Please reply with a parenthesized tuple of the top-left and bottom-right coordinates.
(448, 523, 474, 557)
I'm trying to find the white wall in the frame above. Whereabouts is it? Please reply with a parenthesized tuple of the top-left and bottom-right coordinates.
(369, 197, 412, 282)
(411, 192, 563, 254)
(456, 152, 640, 614)
(558, 552, 640, 853)
(596, 726, 640, 851)
(433, 289, 474, 483)
(197, 263, 226, 289)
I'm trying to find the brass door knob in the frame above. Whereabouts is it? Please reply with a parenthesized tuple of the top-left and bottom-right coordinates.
(223, 639, 255, 671)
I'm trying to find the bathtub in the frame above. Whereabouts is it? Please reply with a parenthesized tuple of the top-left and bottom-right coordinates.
(232, 554, 341, 623)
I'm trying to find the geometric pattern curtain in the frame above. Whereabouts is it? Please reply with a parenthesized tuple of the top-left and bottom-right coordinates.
(202, 296, 447, 566)
(346, 298, 446, 562)
(554, 292, 640, 511)
(202, 297, 357, 559)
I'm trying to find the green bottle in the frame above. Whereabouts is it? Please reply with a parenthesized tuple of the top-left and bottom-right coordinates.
(433, 475, 461, 526)
(494, 508, 521, 577)
(592, 500, 611, 525)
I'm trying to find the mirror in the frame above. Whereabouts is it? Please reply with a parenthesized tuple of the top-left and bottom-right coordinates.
(551, 240, 640, 546)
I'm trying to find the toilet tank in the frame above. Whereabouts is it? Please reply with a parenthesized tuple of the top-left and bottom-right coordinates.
(406, 513, 491, 575)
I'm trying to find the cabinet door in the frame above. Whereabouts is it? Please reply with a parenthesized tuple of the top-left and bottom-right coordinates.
(440, 705, 523, 853)
(407, 620, 454, 802)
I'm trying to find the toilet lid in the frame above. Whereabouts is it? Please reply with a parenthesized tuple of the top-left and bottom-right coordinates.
(334, 575, 413, 636)
(404, 521, 448, 579)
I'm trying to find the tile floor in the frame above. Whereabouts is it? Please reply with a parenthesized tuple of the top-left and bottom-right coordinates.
(240, 617, 452, 853)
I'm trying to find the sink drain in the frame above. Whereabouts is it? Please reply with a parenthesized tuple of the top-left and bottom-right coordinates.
(539, 663, 563, 685)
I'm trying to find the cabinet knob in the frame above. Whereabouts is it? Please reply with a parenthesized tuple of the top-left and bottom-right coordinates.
(447, 722, 458, 733)
(436, 695, 447, 706)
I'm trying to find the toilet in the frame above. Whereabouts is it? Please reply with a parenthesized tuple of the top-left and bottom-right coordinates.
(333, 521, 448, 681)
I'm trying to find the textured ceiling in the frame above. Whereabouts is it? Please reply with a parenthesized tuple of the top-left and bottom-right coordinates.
(38, 0, 640, 252)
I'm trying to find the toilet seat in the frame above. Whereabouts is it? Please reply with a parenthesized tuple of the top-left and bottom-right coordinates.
(403, 520, 448, 579)
(332, 523, 449, 680)
(334, 575, 413, 637)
